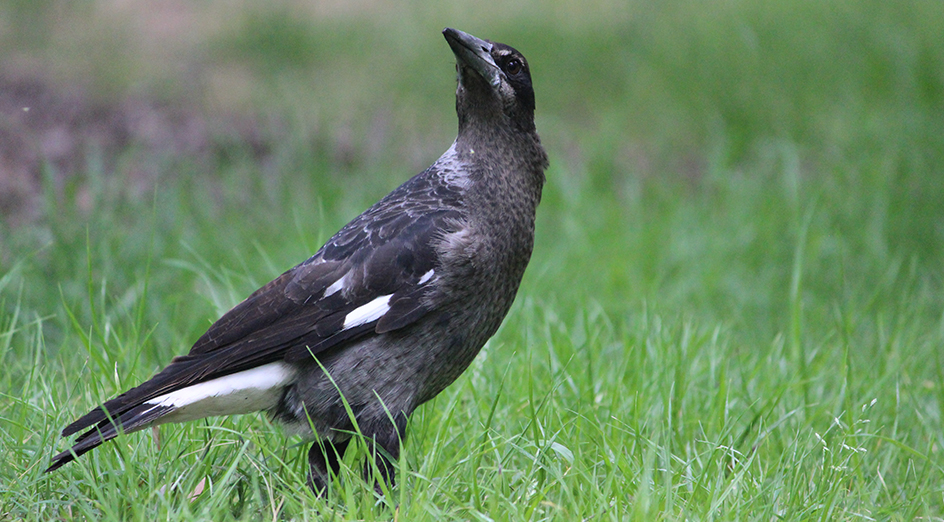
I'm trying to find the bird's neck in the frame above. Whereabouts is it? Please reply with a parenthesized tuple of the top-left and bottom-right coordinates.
(452, 129, 548, 228)
(455, 128, 547, 183)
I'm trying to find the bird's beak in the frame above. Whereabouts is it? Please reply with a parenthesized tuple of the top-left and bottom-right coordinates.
(443, 28, 500, 88)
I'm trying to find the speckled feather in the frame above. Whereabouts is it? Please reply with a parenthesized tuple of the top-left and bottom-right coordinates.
(48, 28, 548, 490)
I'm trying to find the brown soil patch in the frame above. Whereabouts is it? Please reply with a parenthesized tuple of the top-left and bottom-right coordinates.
(0, 72, 274, 227)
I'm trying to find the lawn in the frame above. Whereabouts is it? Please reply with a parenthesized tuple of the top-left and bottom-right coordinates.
(1, 0, 943, 520)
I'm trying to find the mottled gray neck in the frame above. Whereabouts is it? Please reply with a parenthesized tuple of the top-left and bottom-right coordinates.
(455, 125, 547, 188)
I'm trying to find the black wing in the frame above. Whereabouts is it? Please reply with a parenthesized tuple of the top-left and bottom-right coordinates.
(55, 171, 464, 447)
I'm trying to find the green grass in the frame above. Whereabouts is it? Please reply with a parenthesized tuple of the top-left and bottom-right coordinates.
(2, 0, 944, 519)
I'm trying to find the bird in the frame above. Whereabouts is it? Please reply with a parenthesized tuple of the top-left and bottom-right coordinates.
(47, 27, 548, 495)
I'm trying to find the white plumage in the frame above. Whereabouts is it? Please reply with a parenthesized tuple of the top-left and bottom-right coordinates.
(342, 294, 393, 330)
(147, 362, 297, 424)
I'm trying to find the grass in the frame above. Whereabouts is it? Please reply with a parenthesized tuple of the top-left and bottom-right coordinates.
(2, 0, 944, 519)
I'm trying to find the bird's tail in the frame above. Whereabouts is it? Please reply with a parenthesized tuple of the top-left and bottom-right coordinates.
(47, 361, 296, 472)
(46, 401, 175, 472)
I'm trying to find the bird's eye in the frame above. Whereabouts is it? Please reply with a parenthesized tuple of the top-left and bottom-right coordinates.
(505, 59, 523, 75)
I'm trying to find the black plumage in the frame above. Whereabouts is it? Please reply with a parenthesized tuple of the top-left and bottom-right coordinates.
(48, 27, 548, 494)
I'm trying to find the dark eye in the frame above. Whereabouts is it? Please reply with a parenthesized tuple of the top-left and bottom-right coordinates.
(505, 58, 522, 75)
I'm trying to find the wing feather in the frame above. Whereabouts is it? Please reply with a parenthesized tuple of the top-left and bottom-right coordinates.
(59, 174, 464, 440)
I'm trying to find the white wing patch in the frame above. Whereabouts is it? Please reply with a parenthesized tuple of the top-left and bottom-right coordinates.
(146, 362, 296, 424)
(323, 272, 349, 297)
(418, 269, 434, 285)
(343, 294, 393, 330)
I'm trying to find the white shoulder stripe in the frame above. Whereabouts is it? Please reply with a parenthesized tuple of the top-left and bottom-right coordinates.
(343, 294, 393, 330)
(435, 141, 471, 189)
(145, 362, 296, 424)
(418, 269, 434, 285)
(323, 272, 349, 297)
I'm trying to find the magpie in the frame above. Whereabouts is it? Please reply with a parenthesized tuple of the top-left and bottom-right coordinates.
(48, 27, 548, 494)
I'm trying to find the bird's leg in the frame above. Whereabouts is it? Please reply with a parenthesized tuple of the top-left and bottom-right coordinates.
(363, 411, 408, 495)
(307, 438, 350, 495)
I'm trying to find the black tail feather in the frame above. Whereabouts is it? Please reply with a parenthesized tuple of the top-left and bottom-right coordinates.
(60, 346, 289, 439)
(59, 359, 200, 438)
(49, 349, 288, 472)
(47, 403, 174, 473)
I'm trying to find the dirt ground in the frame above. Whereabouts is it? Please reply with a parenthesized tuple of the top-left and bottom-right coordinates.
(0, 70, 275, 227)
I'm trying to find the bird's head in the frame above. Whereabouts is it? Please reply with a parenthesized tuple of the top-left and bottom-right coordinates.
(443, 28, 538, 137)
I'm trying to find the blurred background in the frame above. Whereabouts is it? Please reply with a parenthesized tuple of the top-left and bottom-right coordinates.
(0, 0, 944, 390)
(0, 0, 944, 392)
(3, 0, 942, 343)
(2, 0, 943, 515)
